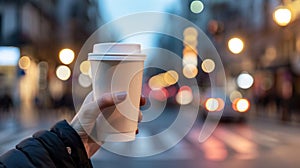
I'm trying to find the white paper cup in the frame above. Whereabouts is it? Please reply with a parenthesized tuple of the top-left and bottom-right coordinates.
(88, 43, 146, 142)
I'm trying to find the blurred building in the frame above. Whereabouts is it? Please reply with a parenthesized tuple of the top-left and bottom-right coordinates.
(0, 0, 102, 109)
(179, 0, 300, 120)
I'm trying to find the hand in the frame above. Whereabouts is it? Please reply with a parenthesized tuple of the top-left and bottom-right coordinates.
(70, 91, 145, 158)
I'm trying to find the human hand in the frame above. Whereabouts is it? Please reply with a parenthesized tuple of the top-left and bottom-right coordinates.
(70, 91, 145, 158)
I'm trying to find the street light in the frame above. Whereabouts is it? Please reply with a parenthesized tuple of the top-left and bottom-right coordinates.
(228, 37, 244, 54)
(273, 6, 292, 27)
(59, 48, 75, 65)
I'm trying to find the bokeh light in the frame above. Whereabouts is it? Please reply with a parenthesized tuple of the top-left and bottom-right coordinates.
(205, 98, 219, 112)
(235, 98, 250, 112)
(183, 55, 198, 66)
(59, 48, 75, 65)
(201, 59, 215, 73)
(228, 37, 244, 54)
(216, 98, 225, 111)
(183, 64, 198, 78)
(150, 88, 168, 101)
(80, 60, 91, 75)
(184, 35, 197, 43)
(183, 46, 198, 55)
(190, 0, 204, 14)
(56, 65, 71, 81)
(148, 74, 168, 89)
(230, 90, 243, 102)
(18, 56, 31, 70)
(149, 70, 179, 90)
(237, 72, 254, 89)
(176, 86, 193, 105)
(184, 40, 198, 48)
(78, 73, 92, 88)
(163, 70, 179, 86)
(183, 27, 198, 37)
(273, 7, 292, 27)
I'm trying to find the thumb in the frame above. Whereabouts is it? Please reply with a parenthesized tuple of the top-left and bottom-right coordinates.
(78, 91, 127, 121)
(98, 91, 127, 111)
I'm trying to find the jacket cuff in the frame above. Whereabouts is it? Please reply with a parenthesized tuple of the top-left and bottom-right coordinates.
(50, 120, 92, 168)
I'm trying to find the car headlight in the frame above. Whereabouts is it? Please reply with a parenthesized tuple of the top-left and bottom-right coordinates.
(232, 98, 250, 112)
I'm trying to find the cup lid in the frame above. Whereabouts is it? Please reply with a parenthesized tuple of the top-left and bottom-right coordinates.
(93, 43, 141, 54)
(88, 55, 146, 61)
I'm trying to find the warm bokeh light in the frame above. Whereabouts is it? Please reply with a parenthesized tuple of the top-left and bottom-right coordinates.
(190, 0, 204, 14)
(201, 59, 215, 73)
(183, 64, 198, 78)
(183, 27, 198, 37)
(78, 73, 92, 88)
(163, 70, 179, 85)
(183, 45, 198, 55)
(148, 74, 168, 89)
(150, 88, 168, 101)
(176, 88, 193, 105)
(18, 56, 31, 70)
(235, 98, 250, 112)
(184, 40, 198, 48)
(216, 98, 225, 111)
(230, 90, 243, 102)
(273, 7, 292, 26)
(149, 71, 179, 90)
(228, 37, 244, 54)
(184, 35, 197, 43)
(183, 55, 198, 66)
(183, 51, 197, 58)
(80, 60, 91, 75)
(59, 48, 75, 65)
(237, 72, 254, 89)
(205, 98, 219, 112)
(56, 65, 71, 81)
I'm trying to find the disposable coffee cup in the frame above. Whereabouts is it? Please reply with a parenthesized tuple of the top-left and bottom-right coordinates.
(88, 43, 146, 142)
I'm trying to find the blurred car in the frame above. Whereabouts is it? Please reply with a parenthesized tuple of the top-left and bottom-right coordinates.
(199, 88, 250, 122)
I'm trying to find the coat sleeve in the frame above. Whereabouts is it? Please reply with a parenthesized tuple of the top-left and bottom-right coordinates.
(0, 120, 93, 168)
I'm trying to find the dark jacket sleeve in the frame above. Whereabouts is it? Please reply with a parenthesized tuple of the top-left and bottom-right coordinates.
(0, 120, 93, 168)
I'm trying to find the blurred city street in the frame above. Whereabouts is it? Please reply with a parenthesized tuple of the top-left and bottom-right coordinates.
(1, 0, 300, 167)
(1, 107, 300, 168)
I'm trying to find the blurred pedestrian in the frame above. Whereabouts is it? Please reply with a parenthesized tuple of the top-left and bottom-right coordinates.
(0, 91, 145, 168)
(275, 68, 293, 121)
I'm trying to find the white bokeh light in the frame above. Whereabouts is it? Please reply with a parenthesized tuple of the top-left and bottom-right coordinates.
(78, 73, 92, 88)
(237, 72, 254, 89)
(56, 65, 71, 81)
(228, 37, 244, 54)
(59, 48, 75, 65)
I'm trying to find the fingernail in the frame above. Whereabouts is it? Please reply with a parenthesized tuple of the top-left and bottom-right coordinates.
(115, 91, 127, 103)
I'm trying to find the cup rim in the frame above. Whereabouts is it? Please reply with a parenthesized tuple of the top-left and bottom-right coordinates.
(88, 55, 146, 61)
(88, 53, 146, 57)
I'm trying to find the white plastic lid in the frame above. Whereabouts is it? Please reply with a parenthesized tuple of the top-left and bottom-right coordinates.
(93, 43, 141, 54)
(88, 54, 146, 61)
